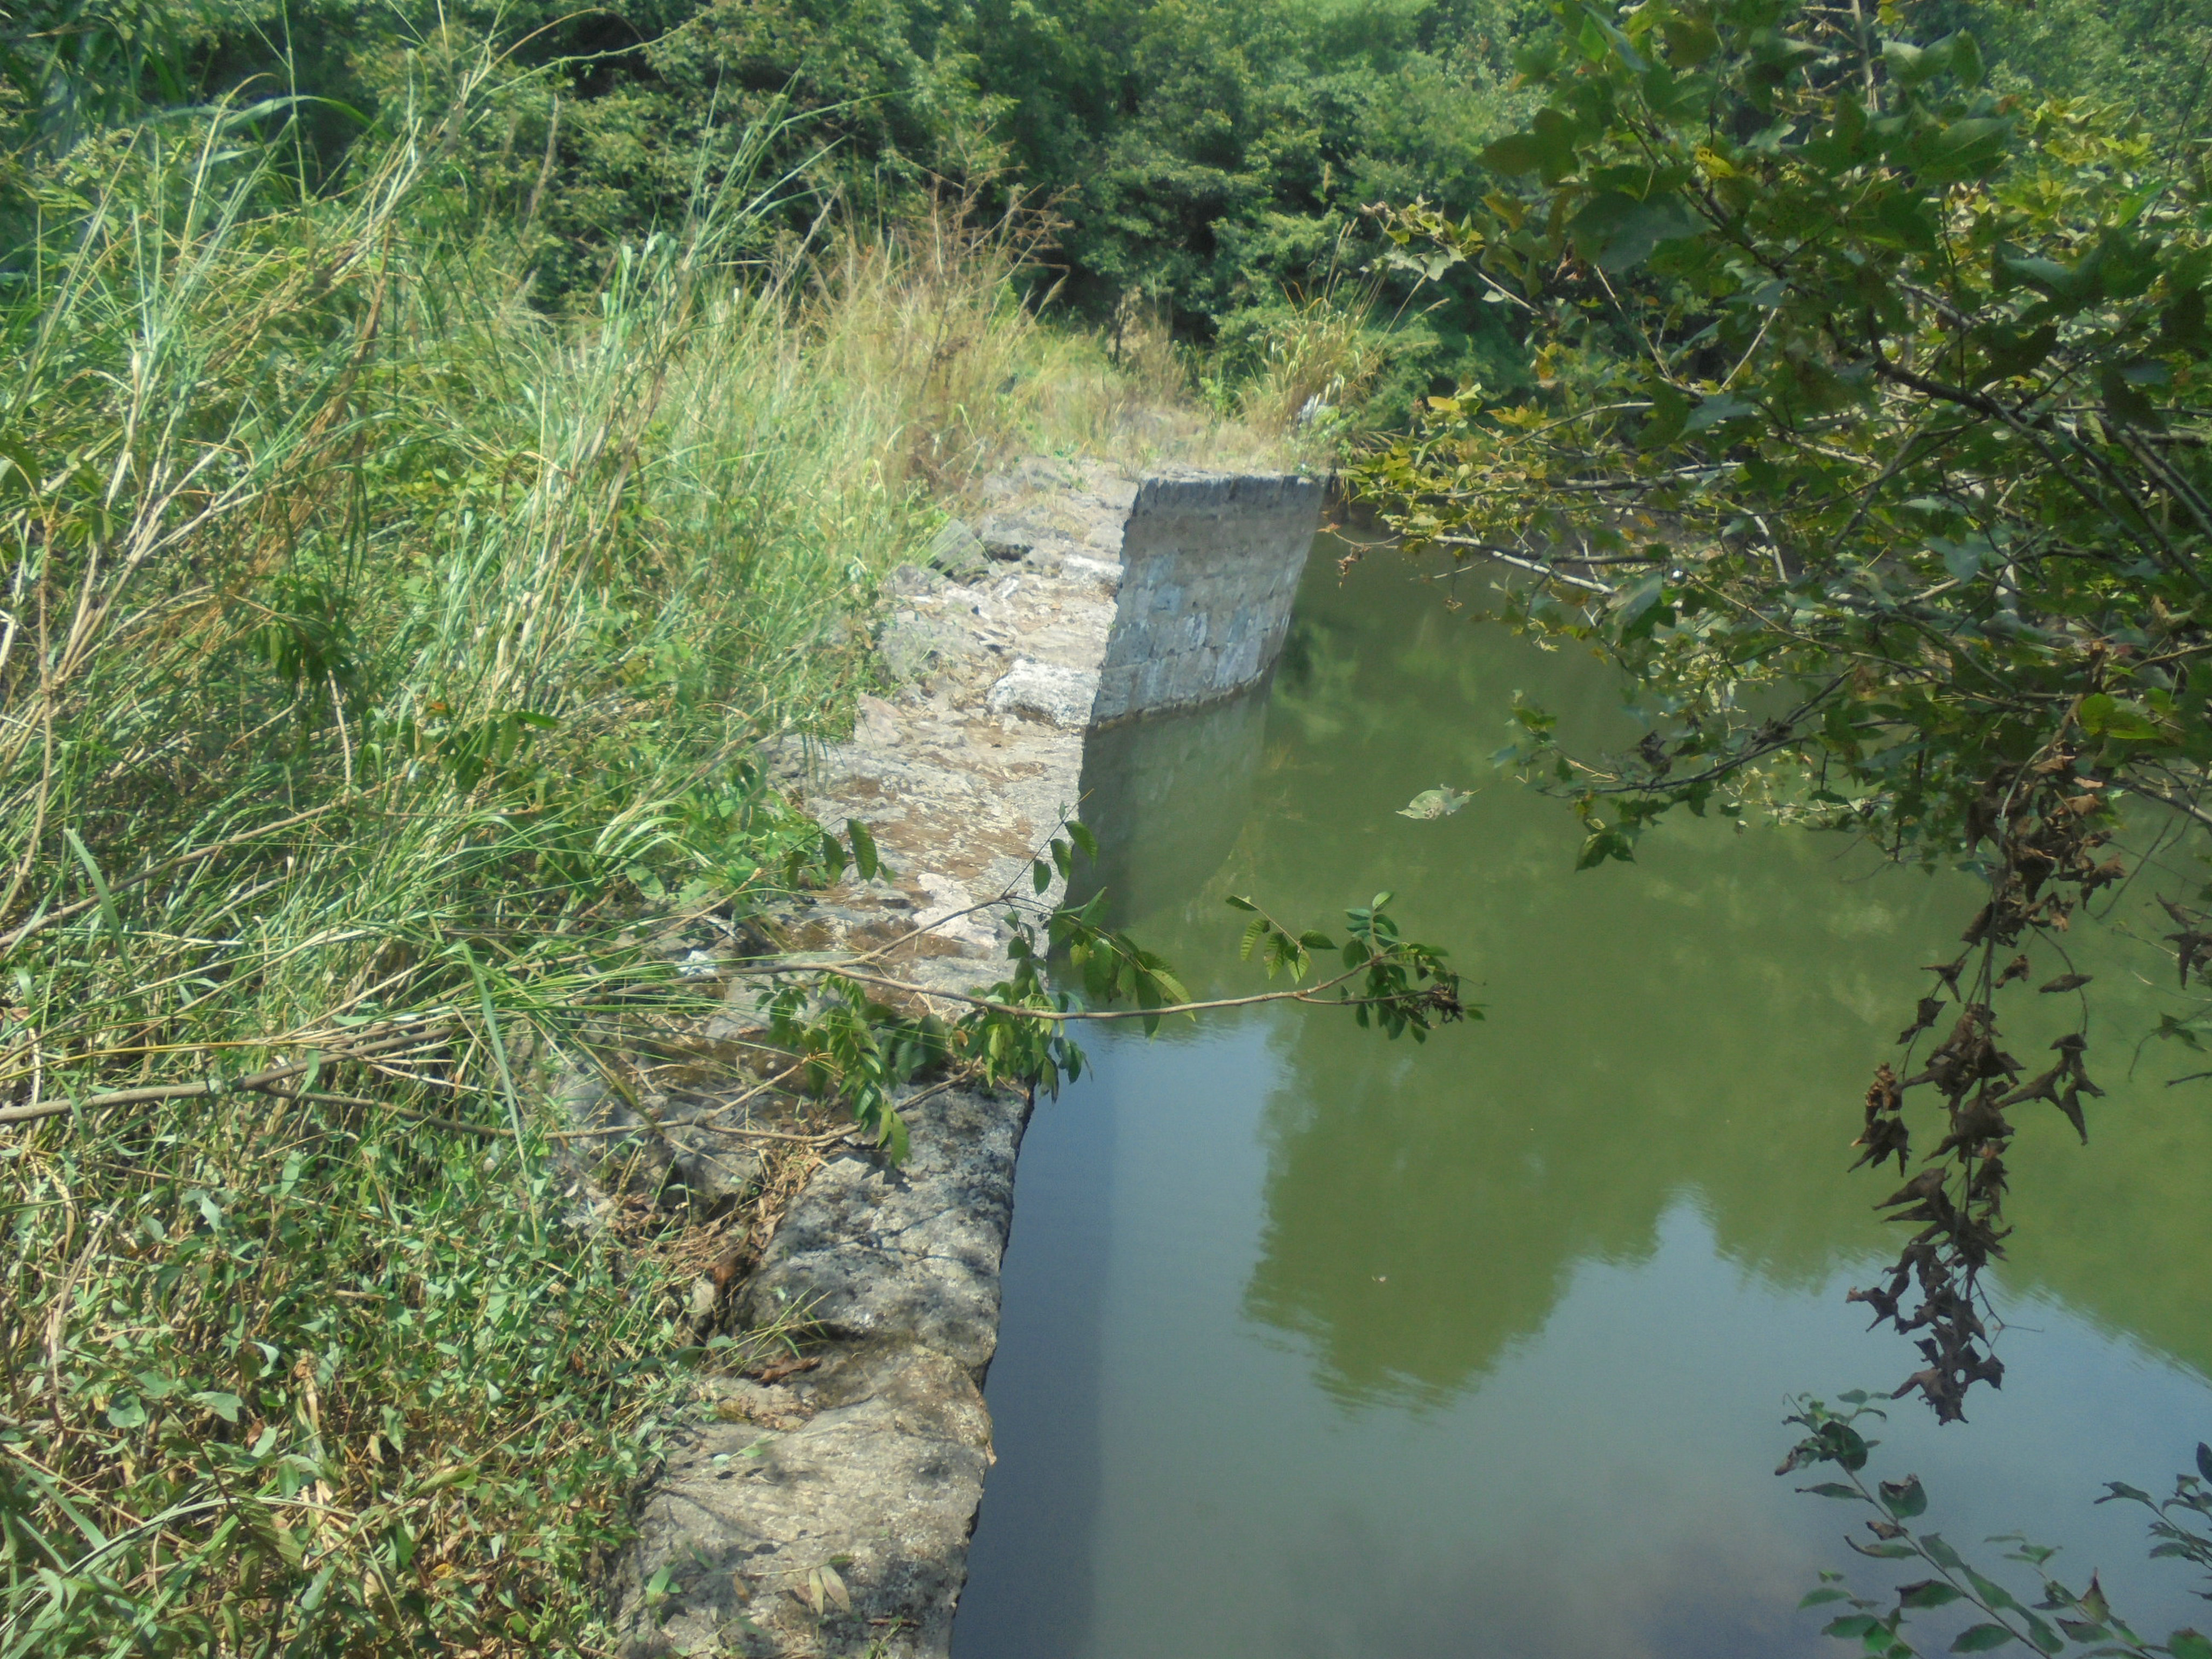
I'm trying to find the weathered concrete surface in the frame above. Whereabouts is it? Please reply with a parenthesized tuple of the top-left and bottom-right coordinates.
(616, 1346, 993, 1657)
(610, 1082, 1024, 1655)
(740, 1084, 1028, 1374)
(610, 457, 1319, 1658)
(1091, 470, 1324, 723)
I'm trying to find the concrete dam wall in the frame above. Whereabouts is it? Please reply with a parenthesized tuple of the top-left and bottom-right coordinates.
(609, 458, 1326, 1659)
(1091, 471, 1325, 724)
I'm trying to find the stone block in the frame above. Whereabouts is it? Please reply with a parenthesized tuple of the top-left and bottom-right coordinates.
(985, 658, 1100, 729)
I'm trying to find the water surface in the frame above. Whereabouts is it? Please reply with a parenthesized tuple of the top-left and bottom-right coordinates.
(955, 542, 2212, 1659)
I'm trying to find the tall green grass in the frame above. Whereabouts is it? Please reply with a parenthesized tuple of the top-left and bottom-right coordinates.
(0, 59, 1220, 1654)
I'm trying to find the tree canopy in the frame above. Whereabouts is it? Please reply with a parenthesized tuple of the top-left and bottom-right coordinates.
(0, 0, 1541, 404)
(1352, 0, 2212, 1420)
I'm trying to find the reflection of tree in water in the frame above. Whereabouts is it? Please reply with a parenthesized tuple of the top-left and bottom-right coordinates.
(1234, 822, 1954, 1406)
(1099, 544, 2212, 1406)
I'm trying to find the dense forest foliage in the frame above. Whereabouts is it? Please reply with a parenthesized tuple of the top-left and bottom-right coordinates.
(8, 0, 2207, 413)
(2, 0, 1556, 412)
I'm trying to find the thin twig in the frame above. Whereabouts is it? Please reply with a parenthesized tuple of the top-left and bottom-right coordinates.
(0, 1021, 454, 1127)
(544, 1119, 850, 1144)
(726, 959, 1398, 1022)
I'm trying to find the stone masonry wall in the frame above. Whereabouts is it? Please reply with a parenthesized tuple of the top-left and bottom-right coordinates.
(605, 458, 1323, 1659)
(1090, 471, 1325, 724)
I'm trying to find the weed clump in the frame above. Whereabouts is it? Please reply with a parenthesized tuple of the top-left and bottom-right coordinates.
(0, 62, 1222, 1656)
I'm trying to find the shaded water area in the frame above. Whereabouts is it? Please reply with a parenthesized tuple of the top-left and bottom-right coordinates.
(953, 539, 2212, 1659)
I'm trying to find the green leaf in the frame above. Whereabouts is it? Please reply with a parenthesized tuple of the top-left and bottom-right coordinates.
(1569, 190, 1702, 272)
(2168, 1631, 2212, 1659)
(1899, 1581, 1965, 1609)
(2100, 360, 2166, 428)
(63, 828, 126, 955)
(0, 437, 36, 501)
(1919, 117, 2013, 184)
(1398, 786, 1471, 820)
(2082, 1576, 2114, 1624)
(1973, 323, 2058, 383)
(847, 819, 880, 882)
(1480, 107, 1580, 183)
(191, 1391, 243, 1423)
(1803, 1482, 1866, 1500)
(1949, 30, 1985, 85)
(1611, 569, 1669, 627)
(1512, 37, 1559, 77)
(1659, 12, 1720, 64)
(1640, 381, 1689, 449)
(1239, 915, 1269, 962)
(1577, 827, 1634, 868)
(1223, 894, 1257, 912)
(2078, 693, 2160, 740)
(2161, 286, 2209, 355)
(1481, 132, 1547, 176)
(1999, 247, 2103, 309)
(1882, 39, 1938, 84)
(1574, 10, 1611, 63)
(1685, 392, 1755, 432)
(1964, 1568, 2024, 1614)
(300, 1560, 338, 1613)
(1827, 1616, 1883, 1638)
(1927, 536, 1986, 583)
(1950, 1625, 2018, 1652)
(1880, 1476, 1928, 1519)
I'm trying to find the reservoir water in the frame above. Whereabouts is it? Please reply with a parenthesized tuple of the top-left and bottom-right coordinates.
(953, 539, 2212, 1659)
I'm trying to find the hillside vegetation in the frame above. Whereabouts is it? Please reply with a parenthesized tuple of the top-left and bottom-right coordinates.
(6, 0, 2212, 1651)
(0, 40, 1244, 1657)
(5, 0, 1553, 419)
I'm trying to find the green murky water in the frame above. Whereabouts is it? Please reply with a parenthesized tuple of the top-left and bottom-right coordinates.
(953, 541, 2212, 1659)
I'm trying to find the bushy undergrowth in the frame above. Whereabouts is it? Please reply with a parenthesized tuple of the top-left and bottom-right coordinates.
(0, 60, 1226, 1656)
